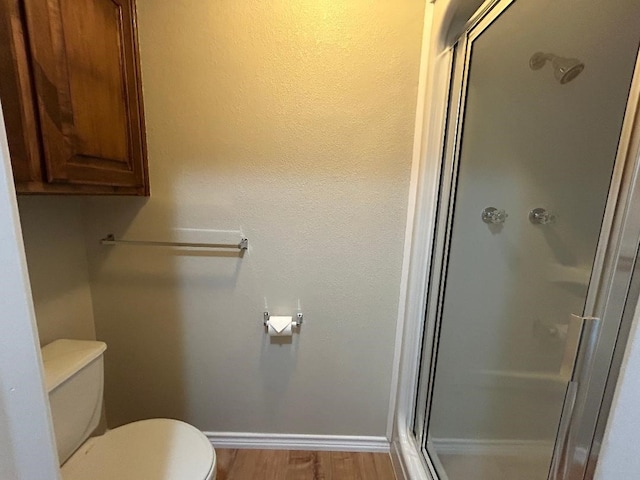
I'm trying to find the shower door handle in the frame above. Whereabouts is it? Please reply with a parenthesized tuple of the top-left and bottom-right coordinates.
(549, 315, 601, 480)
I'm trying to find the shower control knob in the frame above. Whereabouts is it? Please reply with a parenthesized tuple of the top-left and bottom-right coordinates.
(481, 207, 508, 224)
(529, 208, 556, 225)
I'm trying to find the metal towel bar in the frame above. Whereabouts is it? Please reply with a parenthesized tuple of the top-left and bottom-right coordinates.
(100, 234, 248, 250)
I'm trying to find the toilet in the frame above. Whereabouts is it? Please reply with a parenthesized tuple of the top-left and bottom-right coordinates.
(41, 339, 216, 480)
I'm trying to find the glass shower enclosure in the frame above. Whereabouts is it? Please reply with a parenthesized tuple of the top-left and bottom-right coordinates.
(413, 0, 640, 479)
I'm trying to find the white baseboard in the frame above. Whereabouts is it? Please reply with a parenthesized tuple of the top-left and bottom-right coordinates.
(204, 432, 390, 453)
(432, 438, 552, 457)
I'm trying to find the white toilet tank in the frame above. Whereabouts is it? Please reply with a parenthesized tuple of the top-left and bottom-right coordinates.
(41, 339, 107, 465)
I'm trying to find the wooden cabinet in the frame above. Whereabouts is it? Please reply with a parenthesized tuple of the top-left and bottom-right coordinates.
(0, 0, 148, 195)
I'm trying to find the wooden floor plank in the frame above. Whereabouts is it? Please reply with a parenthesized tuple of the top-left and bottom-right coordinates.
(286, 451, 320, 480)
(316, 451, 333, 480)
(371, 452, 397, 479)
(215, 449, 238, 480)
(358, 452, 390, 479)
(225, 449, 289, 480)
(215, 449, 396, 480)
(330, 451, 362, 479)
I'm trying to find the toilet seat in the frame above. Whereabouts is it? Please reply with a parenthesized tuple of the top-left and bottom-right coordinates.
(61, 418, 216, 480)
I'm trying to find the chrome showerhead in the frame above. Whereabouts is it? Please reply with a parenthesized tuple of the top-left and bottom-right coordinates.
(529, 52, 585, 84)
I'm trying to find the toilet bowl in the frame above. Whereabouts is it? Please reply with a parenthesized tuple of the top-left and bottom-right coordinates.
(41, 339, 216, 480)
(61, 419, 216, 480)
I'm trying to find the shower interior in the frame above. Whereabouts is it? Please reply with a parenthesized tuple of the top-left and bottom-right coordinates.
(411, 0, 640, 479)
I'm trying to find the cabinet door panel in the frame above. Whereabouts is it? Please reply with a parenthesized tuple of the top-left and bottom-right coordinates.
(0, 0, 43, 184)
(22, 0, 147, 190)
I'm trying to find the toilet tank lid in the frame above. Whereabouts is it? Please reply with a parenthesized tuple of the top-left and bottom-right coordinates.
(41, 339, 107, 392)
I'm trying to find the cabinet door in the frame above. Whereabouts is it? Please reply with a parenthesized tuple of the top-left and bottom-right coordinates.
(22, 0, 147, 192)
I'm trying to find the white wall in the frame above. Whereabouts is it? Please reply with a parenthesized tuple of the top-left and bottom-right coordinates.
(17, 197, 96, 346)
(0, 105, 59, 479)
(83, 0, 425, 436)
(596, 299, 640, 479)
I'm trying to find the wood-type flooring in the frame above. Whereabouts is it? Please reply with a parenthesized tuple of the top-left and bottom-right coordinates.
(215, 449, 396, 480)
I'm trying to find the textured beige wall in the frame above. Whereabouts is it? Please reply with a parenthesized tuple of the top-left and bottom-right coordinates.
(84, 0, 425, 436)
(18, 197, 96, 346)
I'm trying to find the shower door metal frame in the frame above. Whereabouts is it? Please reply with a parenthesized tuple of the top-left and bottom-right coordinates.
(575, 46, 640, 479)
(414, 0, 515, 469)
(412, 0, 640, 478)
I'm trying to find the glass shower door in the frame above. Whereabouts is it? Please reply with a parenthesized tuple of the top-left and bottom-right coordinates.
(416, 0, 640, 479)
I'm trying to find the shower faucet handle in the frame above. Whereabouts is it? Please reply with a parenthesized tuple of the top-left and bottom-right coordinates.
(481, 207, 508, 224)
(529, 207, 556, 225)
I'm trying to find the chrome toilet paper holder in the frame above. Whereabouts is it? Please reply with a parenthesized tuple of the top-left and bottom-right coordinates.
(263, 311, 303, 327)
